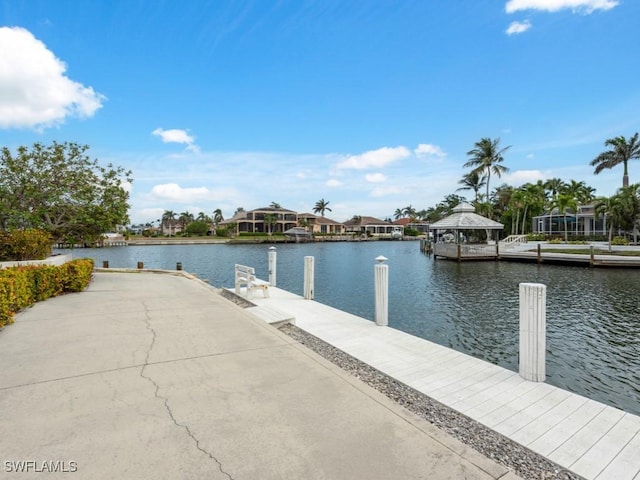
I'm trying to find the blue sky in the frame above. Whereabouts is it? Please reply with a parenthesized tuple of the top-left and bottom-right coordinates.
(1, 0, 639, 224)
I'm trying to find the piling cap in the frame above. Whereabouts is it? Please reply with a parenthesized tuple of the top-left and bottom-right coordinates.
(375, 255, 388, 263)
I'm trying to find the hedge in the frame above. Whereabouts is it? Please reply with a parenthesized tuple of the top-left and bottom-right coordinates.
(0, 229, 52, 261)
(0, 258, 94, 328)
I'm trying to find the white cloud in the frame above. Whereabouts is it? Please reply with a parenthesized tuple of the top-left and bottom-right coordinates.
(149, 183, 212, 202)
(414, 143, 446, 158)
(152, 128, 200, 152)
(326, 179, 343, 187)
(336, 146, 410, 170)
(504, 169, 546, 185)
(505, 0, 618, 14)
(365, 173, 387, 183)
(507, 20, 533, 34)
(370, 186, 402, 198)
(0, 26, 105, 129)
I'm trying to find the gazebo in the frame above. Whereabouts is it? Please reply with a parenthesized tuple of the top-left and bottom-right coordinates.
(429, 203, 504, 261)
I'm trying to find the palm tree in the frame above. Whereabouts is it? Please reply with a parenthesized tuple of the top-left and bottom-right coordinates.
(264, 213, 278, 235)
(313, 198, 332, 217)
(178, 211, 194, 229)
(590, 132, 640, 188)
(594, 195, 625, 252)
(161, 210, 177, 236)
(393, 208, 404, 220)
(550, 193, 578, 242)
(212, 208, 224, 226)
(456, 170, 486, 204)
(564, 180, 595, 205)
(269, 202, 281, 209)
(543, 178, 566, 201)
(196, 212, 211, 223)
(464, 137, 510, 217)
(403, 205, 417, 220)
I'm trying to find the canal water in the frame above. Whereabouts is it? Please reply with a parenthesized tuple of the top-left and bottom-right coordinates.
(59, 241, 640, 415)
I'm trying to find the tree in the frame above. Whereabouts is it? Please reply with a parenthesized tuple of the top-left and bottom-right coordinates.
(595, 195, 626, 251)
(313, 198, 332, 217)
(185, 221, 209, 236)
(590, 133, 640, 188)
(393, 208, 404, 220)
(463, 137, 510, 217)
(269, 202, 281, 209)
(543, 178, 566, 201)
(457, 170, 486, 204)
(178, 211, 194, 229)
(0, 142, 131, 243)
(161, 210, 177, 236)
(212, 208, 224, 226)
(264, 213, 278, 234)
(233, 207, 245, 216)
(550, 193, 578, 242)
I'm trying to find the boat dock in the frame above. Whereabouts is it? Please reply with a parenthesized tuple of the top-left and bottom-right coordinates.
(249, 286, 640, 480)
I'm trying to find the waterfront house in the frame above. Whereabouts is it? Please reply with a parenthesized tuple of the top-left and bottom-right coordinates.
(343, 216, 397, 237)
(221, 207, 298, 234)
(532, 204, 608, 238)
(297, 213, 346, 235)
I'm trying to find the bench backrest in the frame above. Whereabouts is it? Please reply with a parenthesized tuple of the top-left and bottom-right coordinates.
(235, 264, 255, 279)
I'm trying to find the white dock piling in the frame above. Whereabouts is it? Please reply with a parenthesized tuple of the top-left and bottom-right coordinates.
(374, 255, 389, 326)
(303, 256, 314, 300)
(519, 282, 546, 382)
(268, 246, 277, 286)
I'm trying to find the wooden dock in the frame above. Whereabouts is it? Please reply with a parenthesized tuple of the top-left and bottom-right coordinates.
(250, 286, 640, 480)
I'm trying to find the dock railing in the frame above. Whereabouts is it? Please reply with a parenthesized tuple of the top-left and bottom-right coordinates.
(433, 243, 498, 260)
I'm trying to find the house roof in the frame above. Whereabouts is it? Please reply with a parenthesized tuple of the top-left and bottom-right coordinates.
(343, 216, 393, 227)
(297, 212, 343, 225)
(430, 203, 504, 230)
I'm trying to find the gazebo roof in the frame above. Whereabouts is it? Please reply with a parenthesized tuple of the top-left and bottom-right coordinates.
(430, 203, 504, 230)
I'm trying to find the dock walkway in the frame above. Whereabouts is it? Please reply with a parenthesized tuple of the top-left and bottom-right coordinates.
(249, 286, 640, 480)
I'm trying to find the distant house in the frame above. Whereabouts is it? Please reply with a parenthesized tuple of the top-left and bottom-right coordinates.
(220, 207, 298, 234)
(161, 220, 182, 236)
(343, 216, 396, 237)
(393, 218, 430, 234)
(532, 204, 608, 237)
(297, 213, 345, 235)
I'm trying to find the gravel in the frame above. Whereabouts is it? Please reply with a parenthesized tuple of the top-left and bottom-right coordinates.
(278, 323, 584, 480)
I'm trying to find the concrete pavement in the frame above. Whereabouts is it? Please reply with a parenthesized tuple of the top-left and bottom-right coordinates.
(0, 270, 521, 479)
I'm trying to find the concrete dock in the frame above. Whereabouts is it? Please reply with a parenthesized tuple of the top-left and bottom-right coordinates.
(248, 284, 640, 480)
(0, 271, 521, 480)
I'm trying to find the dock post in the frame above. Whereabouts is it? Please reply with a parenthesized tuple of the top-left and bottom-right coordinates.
(268, 246, 277, 286)
(176, 262, 182, 271)
(537, 244, 541, 264)
(102, 260, 109, 268)
(519, 283, 546, 382)
(137, 261, 143, 269)
(374, 256, 389, 326)
(303, 256, 314, 300)
(590, 245, 594, 268)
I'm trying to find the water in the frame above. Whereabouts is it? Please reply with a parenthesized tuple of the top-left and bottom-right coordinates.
(59, 241, 640, 415)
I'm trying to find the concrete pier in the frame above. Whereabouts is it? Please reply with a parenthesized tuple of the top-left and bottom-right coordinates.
(0, 271, 520, 480)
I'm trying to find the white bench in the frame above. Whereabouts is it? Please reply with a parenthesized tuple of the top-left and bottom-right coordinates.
(234, 264, 270, 299)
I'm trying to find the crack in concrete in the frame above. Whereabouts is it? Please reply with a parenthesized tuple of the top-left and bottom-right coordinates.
(139, 302, 233, 480)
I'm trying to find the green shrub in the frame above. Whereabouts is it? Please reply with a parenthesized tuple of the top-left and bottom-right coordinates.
(0, 259, 94, 328)
(548, 238, 563, 244)
(612, 236, 629, 246)
(0, 229, 52, 261)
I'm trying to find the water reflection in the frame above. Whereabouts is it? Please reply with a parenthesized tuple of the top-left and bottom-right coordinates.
(59, 242, 640, 415)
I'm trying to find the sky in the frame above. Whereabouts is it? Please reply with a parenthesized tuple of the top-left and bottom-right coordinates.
(1, 0, 639, 225)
